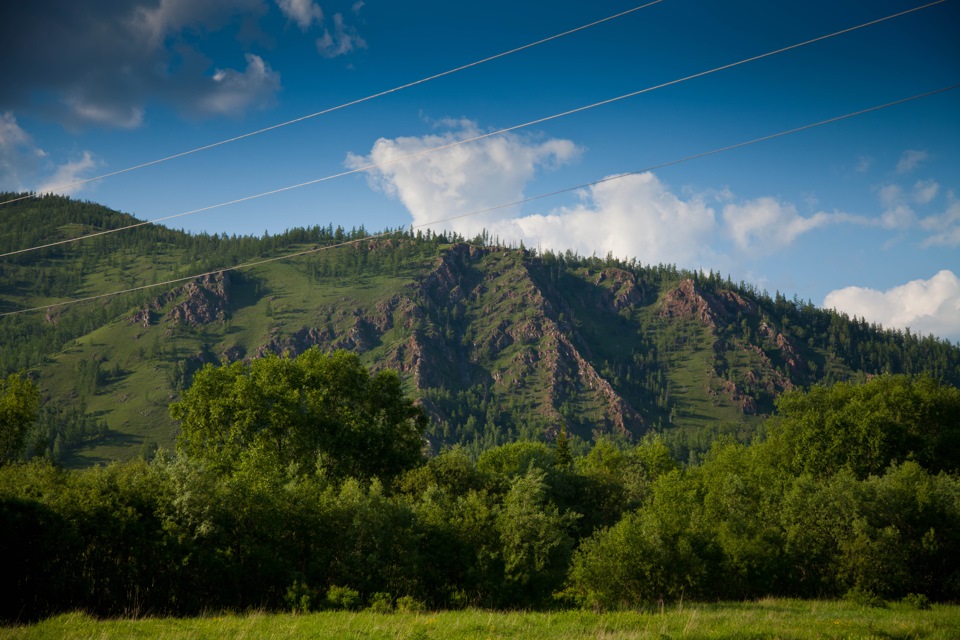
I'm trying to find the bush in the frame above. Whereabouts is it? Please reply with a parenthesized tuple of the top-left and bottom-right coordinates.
(368, 592, 393, 613)
(395, 595, 426, 613)
(326, 585, 361, 610)
(902, 593, 931, 610)
(844, 587, 888, 608)
(285, 580, 317, 613)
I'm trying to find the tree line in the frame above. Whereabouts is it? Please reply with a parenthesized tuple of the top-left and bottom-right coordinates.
(1, 354, 958, 622)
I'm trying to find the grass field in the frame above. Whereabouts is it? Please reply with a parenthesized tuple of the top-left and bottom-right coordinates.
(4, 600, 958, 640)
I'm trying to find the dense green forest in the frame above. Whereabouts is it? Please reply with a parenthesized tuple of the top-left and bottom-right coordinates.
(1, 359, 958, 621)
(2, 194, 959, 468)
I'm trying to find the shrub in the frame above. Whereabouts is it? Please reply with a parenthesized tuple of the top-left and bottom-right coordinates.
(368, 592, 393, 613)
(902, 593, 931, 610)
(395, 595, 426, 613)
(844, 587, 888, 608)
(326, 585, 360, 610)
(285, 580, 317, 613)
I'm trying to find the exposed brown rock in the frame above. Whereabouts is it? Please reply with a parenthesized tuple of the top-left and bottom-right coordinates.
(162, 273, 232, 326)
(658, 279, 765, 329)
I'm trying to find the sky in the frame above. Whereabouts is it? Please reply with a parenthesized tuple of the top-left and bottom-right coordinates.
(1, 0, 959, 341)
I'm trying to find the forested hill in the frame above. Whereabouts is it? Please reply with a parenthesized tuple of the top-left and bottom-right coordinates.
(2, 193, 959, 466)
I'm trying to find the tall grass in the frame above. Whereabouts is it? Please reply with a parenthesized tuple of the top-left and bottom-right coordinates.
(4, 599, 958, 640)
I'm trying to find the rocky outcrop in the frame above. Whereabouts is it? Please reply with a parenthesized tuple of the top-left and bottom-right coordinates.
(759, 320, 805, 375)
(126, 273, 232, 327)
(258, 325, 335, 357)
(165, 273, 231, 326)
(658, 279, 754, 327)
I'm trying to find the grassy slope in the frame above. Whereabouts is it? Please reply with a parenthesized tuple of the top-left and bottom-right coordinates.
(40, 249, 427, 466)
(4, 600, 958, 639)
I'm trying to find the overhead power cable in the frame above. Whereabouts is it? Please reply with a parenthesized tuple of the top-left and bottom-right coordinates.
(0, 0, 942, 260)
(0, 0, 666, 209)
(2, 83, 955, 318)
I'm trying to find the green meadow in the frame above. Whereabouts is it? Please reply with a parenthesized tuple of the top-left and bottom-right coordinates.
(5, 600, 958, 640)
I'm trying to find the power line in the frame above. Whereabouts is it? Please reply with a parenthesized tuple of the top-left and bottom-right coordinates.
(433, 85, 960, 227)
(1, 0, 942, 260)
(0, 0, 666, 209)
(2, 83, 954, 318)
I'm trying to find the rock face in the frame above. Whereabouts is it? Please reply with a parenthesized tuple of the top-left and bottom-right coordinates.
(658, 278, 754, 327)
(166, 273, 231, 326)
(131, 273, 233, 327)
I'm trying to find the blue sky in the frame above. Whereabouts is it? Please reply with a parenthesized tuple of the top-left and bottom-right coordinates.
(1, 0, 958, 340)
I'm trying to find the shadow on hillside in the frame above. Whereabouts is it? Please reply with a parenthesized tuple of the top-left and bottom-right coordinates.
(61, 430, 142, 468)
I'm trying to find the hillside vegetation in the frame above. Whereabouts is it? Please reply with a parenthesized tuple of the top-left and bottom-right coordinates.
(2, 196, 959, 621)
(1, 369, 958, 620)
(2, 194, 958, 465)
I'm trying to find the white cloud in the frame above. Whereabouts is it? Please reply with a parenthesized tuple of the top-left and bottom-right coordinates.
(920, 200, 960, 247)
(896, 149, 929, 174)
(0, 112, 99, 196)
(824, 270, 960, 342)
(722, 196, 863, 252)
(345, 119, 580, 238)
(880, 204, 916, 229)
(198, 54, 281, 116)
(0, 112, 45, 191)
(875, 183, 916, 229)
(878, 184, 902, 208)
(316, 12, 366, 58)
(348, 119, 719, 265)
(913, 179, 940, 205)
(855, 155, 873, 173)
(64, 98, 144, 130)
(510, 172, 716, 266)
(276, 0, 323, 29)
(35, 151, 99, 196)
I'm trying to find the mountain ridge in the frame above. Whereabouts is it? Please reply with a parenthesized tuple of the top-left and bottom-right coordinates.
(1, 194, 958, 465)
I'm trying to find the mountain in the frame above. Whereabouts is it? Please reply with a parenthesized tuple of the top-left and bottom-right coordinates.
(2, 194, 959, 466)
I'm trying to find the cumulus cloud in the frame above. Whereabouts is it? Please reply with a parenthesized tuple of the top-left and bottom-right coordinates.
(345, 119, 580, 238)
(511, 172, 717, 265)
(276, 0, 323, 29)
(824, 270, 960, 342)
(896, 149, 929, 174)
(721, 197, 861, 252)
(348, 119, 724, 266)
(197, 54, 281, 117)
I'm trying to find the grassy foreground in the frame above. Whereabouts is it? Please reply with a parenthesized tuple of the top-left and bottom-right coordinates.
(3, 600, 959, 640)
